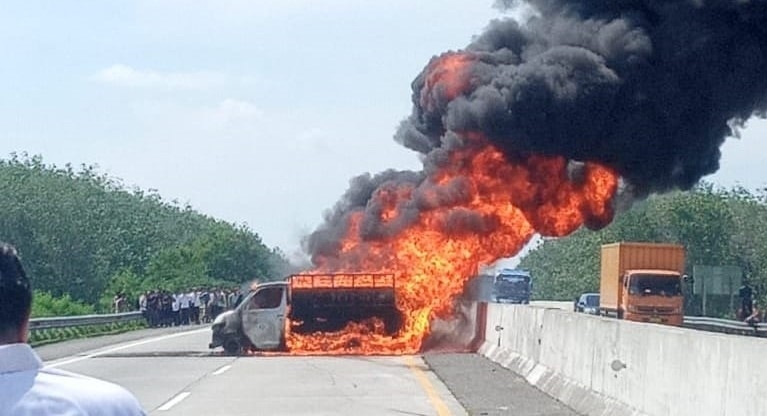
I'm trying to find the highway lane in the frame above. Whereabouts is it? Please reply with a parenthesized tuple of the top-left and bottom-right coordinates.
(43, 328, 467, 415)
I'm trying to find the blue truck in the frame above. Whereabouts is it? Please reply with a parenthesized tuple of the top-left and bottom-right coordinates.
(493, 268, 532, 304)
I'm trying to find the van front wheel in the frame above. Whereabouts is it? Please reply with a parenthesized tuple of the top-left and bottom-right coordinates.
(223, 338, 242, 356)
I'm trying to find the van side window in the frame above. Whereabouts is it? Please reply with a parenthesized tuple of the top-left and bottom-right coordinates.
(250, 287, 283, 309)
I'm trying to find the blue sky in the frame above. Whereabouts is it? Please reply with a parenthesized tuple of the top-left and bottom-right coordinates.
(1, 1, 765, 258)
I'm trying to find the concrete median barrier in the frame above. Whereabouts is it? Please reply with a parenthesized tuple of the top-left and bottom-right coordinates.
(476, 302, 767, 416)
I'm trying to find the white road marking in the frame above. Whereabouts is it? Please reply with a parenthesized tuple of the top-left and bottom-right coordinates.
(212, 364, 232, 375)
(157, 392, 191, 411)
(46, 328, 209, 368)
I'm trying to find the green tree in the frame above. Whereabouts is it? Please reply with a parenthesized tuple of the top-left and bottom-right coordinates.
(0, 154, 290, 310)
(520, 184, 766, 306)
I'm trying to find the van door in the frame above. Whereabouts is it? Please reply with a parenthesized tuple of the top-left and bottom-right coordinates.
(241, 285, 286, 350)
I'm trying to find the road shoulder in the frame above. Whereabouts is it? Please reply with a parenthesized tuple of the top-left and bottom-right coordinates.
(424, 353, 579, 416)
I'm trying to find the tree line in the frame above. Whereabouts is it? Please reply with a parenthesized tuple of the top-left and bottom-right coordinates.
(0, 154, 292, 314)
(520, 183, 767, 315)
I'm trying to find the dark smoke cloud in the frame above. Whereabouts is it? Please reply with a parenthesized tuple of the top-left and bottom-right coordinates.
(304, 152, 500, 263)
(308, 0, 767, 260)
(398, 0, 767, 196)
(305, 169, 423, 260)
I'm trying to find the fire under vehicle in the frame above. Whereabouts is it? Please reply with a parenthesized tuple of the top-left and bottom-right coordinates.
(599, 242, 686, 326)
(209, 273, 402, 354)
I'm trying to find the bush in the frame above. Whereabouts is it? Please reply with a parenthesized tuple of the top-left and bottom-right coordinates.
(31, 291, 96, 318)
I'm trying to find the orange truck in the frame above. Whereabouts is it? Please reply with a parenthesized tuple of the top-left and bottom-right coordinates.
(599, 242, 686, 326)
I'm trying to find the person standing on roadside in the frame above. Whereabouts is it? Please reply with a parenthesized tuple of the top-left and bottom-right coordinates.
(216, 288, 227, 317)
(190, 288, 200, 325)
(739, 281, 754, 320)
(745, 300, 761, 326)
(0, 243, 146, 415)
(208, 289, 219, 320)
(171, 292, 181, 326)
(227, 289, 237, 310)
(138, 291, 148, 321)
(199, 289, 210, 323)
(179, 291, 191, 325)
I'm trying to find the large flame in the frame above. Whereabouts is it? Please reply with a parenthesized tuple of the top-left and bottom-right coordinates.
(285, 51, 618, 355)
(286, 141, 617, 355)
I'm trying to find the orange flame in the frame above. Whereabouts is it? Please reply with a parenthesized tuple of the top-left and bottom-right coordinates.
(286, 137, 618, 355)
(420, 52, 474, 110)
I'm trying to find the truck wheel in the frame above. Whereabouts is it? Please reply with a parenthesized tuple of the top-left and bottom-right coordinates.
(223, 338, 241, 356)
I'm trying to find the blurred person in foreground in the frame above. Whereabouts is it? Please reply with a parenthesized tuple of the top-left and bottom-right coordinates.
(0, 243, 146, 415)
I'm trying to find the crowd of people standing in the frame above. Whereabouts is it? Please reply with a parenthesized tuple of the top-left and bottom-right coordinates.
(137, 288, 243, 327)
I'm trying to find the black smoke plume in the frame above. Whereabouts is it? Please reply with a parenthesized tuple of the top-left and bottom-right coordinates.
(307, 0, 767, 261)
(399, 0, 767, 195)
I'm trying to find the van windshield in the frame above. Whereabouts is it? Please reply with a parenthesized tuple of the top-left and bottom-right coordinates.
(628, 274, 682, 296)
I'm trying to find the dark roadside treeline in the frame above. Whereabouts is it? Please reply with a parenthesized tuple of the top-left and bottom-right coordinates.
(520, 184, 767, 318)
(0, 154, 292, 316)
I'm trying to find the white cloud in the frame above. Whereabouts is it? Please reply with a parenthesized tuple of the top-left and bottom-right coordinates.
(128, 98, 265, 134)
(201, 99, 264, 128)
(289, 128, 332, 154)
(93, 64, 229, 90)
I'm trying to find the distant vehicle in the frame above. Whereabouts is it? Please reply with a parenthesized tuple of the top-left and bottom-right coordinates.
(493, 269, 532, 304)
(599, 242, 685, 326)
(209, 273, 402, 355)
(575, 293, 600, 314)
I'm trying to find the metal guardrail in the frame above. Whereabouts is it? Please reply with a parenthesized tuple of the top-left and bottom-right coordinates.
(29, 311, 144, 332)
(683, 315, 767, 337)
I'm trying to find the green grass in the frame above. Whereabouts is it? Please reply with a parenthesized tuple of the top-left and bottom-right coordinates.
(29, 320, 148, 347)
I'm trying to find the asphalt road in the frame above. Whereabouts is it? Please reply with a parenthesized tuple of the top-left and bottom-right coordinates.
(43, 327, 466, 415)
(35, 325, 193, 361)
(38, 324, 578, 415)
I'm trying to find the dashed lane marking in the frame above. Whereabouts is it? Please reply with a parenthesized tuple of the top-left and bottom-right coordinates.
(157, 392, 191, 411)
(212, 364, 232, 375)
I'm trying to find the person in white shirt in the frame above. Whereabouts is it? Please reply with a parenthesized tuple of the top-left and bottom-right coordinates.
(0, 243, 146, 416)
(138, 292, 147, 317)
(178, 291, 191, 325)
(172, 293, 181, 326)
(189, 289, 200, 325)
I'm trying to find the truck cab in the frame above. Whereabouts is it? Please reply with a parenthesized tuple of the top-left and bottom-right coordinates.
(621, 269, 683, 325)
(493, 269, 532, 304)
